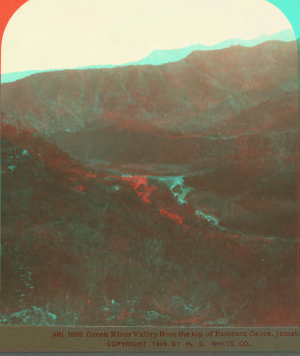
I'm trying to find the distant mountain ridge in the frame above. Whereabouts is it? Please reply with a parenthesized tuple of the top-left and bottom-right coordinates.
(1, 37, 298, 242)
(2, 39, 297, 140)
(1, 28, 295, 84)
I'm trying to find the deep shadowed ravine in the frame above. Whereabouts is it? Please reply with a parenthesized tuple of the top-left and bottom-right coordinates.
(0, 39, 298, 326)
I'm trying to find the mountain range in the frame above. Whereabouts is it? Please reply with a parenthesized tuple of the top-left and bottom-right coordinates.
(0, 36, 298, 326)
(1, 28, 296, 84)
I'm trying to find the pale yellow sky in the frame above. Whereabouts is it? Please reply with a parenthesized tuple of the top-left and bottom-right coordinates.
(1, 0, 292, 73)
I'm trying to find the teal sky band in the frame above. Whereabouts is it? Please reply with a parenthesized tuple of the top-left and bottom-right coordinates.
(1, 1, 299, 84)
(267, 0, 300, 39)
(0, 29, 296, 84)
(267, 0, 300, 323)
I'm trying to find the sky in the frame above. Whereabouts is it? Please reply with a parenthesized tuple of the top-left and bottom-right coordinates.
(1, 0, 293, 74)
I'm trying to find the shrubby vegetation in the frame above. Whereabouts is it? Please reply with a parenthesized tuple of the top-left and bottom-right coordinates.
(1, 125, 296, 326)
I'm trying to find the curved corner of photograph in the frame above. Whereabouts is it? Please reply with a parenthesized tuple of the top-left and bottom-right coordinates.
(0, 0, 299, 352)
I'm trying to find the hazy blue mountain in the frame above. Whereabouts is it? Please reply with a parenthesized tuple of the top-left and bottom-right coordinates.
(131, 29, 296, 66)
(0, 65, 117, 85)
(1, 28, 295, 84)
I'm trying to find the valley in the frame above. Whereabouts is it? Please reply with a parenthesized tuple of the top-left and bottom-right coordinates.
(0, 39, 298, 326)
